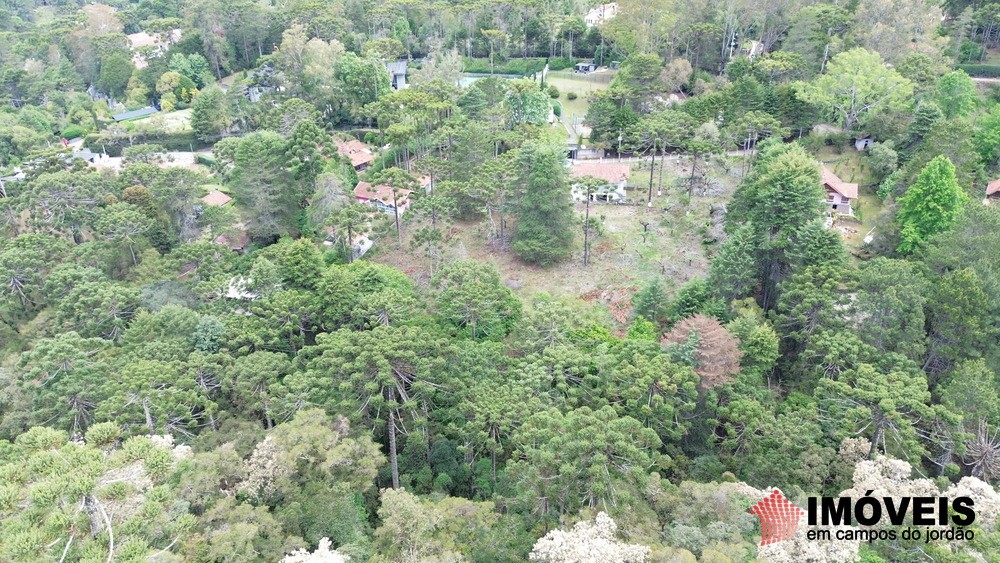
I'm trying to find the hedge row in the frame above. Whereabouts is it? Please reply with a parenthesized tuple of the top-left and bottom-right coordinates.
(461, 56, 577, 76)
(956, 64, 1000, 78)
(83, 130, 210, 157)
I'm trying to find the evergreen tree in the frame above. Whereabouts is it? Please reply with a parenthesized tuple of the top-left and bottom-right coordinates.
(896, 155, 965, 254)
(512, 143, 574, 265)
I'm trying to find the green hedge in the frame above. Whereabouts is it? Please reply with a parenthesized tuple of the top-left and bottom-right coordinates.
(83, 130, 209, 157)
(957, 64, 1000, 78)
(60, 124, 88, 140)
(461, 57, 578, 76)
(462, 57, 545, 75)
(547, 57, 576, 71)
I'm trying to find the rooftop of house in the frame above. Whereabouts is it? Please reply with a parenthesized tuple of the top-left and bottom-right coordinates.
(354, 181, 412, 206)
(987, 178, 1000, 196)
(335, 139, 376, 168)
(214, 228, 249, 250)
(112, 107, 158, 122)
(586, 3, 618, 20)
(569, 161, 631, 185)
(821, 167, 858, 200)
(127, 29, 181, 50)
(386, 60, 408, 75)
(201, 189, 233, 207)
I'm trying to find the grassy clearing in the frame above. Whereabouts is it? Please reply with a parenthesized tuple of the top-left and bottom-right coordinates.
(133, 109, 192, 133)
(546, 71, 613, 122)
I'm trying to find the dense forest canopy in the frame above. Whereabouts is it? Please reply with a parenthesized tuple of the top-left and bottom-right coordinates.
(3, 0, 1000, 561)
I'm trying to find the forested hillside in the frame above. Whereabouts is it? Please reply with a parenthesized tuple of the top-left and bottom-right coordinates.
(3, 0, 1000, 561)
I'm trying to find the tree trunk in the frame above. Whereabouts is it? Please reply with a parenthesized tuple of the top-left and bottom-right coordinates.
(583, 192, 591, 266)
(392, 190, 401, 244)
(388, 409, 400, 489)
(143, 401, 154, 434)
(868, 419, 884, 459)
(647, 143, 656, 206)
(658, 153, 665, 196)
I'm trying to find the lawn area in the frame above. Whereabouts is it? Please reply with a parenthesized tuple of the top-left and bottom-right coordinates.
(836, 188, 879, 249)
(814, 144, 877, 186)
(547, 70, 613, 123)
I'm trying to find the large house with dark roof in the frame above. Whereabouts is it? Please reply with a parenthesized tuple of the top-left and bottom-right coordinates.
(821, 167, 858, 217)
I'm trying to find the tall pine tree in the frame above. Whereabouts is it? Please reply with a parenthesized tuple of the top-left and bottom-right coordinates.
(512, 143, 574, 265)
(896, 155, 965, 254)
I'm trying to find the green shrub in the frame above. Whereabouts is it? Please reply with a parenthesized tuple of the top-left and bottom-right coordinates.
(551, 100, 561, 117)
(60, 124, 87, 139)
(566, 91, 578, 100)
(959, 41, 985, 64)
(547, 84, 559, 98)
(823, 131, 850, 147)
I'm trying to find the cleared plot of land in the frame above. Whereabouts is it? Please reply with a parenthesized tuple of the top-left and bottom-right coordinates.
(372, 155, 742, 328)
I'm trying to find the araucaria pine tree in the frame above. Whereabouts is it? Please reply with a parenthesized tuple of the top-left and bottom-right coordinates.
(512, 142, 575, 265)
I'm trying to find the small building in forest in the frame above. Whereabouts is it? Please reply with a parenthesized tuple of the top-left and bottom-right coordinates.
(574, 61, 598, 74)
(213, 227, 249, 253)
(822, 167, 858, 217)
(112, 107, 157, 122)
(386, 61, 408, 90)
(855, 135, 874, 151)
(201, 189, 233, 207)
(585, 3, 618, 27)
(335, 139, 376, 171)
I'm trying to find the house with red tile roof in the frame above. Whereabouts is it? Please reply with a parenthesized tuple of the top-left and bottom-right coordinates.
(569, 161, 631, 203)
(354, 181, 412, 215)
(335, 139, 376, 171)
(201, 189, 233, 207)
(213, 225, 249, 253)
(985, 179, 1000, 204)
(821, 167, 858, 216)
